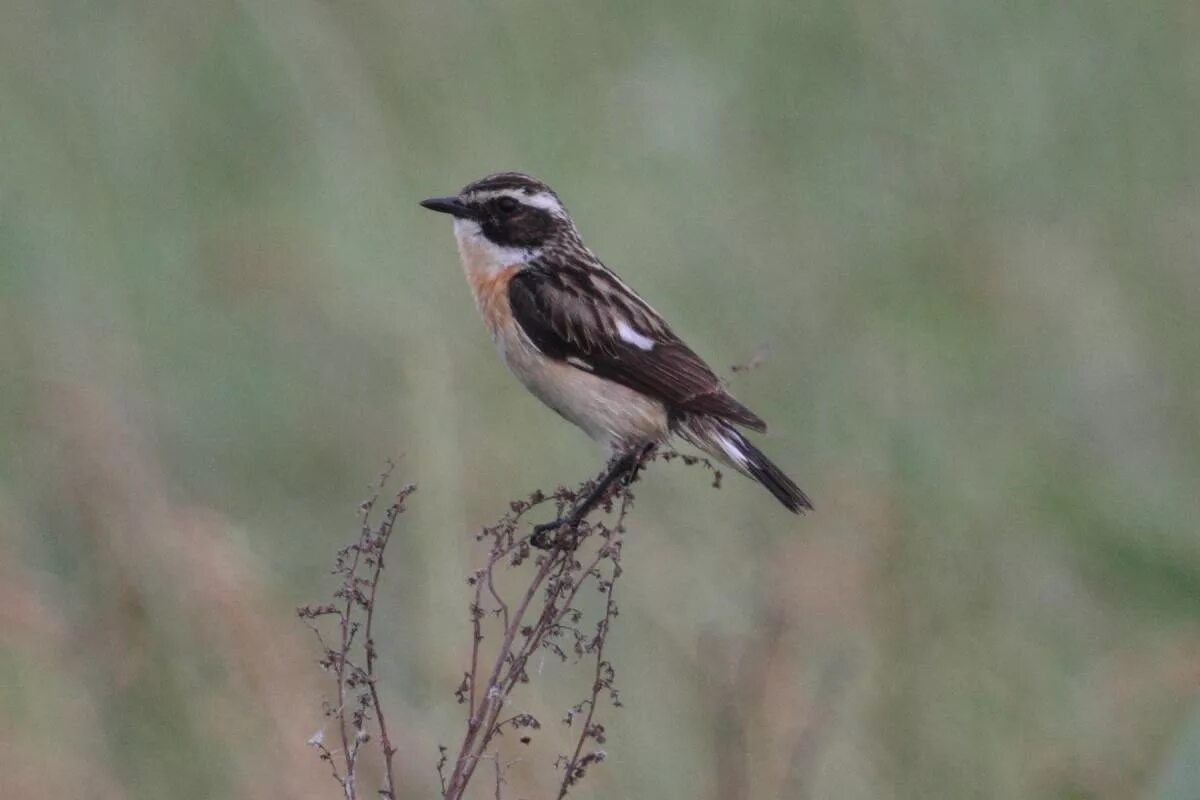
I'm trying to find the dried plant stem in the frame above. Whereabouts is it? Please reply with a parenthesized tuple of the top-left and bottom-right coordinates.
(302, 450, 724, 800)
(299, 462, 414, 800)
(443, 448, 667, 800)
(445, 550, 560, 797)
(361, 502, 399, 796)
(556, 492, 627, 799)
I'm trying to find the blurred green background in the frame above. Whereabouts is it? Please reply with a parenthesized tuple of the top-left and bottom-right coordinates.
(2, 2, 1198, 798)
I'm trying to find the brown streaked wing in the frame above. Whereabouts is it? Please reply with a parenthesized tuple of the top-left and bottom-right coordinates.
(508, 266, 767, 432)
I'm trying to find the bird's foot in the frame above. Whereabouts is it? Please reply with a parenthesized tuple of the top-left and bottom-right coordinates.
(530, 515, 582, 550)
(622, 442, 658, 487)
(530, 444, 656, 550)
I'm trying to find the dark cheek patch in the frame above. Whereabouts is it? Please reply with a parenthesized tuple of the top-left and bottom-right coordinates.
(483, 208, 555, 248)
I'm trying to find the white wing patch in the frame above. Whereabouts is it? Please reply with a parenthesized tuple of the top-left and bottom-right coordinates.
(566, 355, 594, 371)
(616, 320, 655, 351)
(717, 433, 749, 468)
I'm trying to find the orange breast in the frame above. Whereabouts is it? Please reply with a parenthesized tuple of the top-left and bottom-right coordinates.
(469, 264, 520, 335)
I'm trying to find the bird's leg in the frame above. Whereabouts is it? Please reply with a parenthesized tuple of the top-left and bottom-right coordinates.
(531, 453, 634, 549)
(623, 441, 658, 485)
(531, 444, 654, 549)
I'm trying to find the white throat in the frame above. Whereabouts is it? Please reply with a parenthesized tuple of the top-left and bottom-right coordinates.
(453, 218, 541, 278)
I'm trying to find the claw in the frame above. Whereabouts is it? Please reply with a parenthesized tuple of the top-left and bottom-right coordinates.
(530, 519, 563, 549)
(531, 516, 581, 550)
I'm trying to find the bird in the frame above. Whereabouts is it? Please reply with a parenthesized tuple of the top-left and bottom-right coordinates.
(420, 172, 811, 534)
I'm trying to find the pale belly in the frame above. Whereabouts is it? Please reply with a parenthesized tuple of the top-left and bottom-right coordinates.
(493, 323, 670, 452)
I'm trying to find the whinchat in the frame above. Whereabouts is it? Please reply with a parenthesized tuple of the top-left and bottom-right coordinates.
(421, 172, 811, 521)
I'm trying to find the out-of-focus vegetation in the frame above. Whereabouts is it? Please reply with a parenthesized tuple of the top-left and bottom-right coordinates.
(2, 2, 1198, 799)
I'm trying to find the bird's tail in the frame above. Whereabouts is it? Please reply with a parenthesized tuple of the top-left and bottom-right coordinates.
(677, 416, 813, 513)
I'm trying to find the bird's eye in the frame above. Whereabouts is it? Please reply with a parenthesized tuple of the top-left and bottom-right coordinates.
(496, 196, 519, 215)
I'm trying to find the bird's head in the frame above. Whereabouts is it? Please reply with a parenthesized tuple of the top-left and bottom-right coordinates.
(421, 172, 578, 265)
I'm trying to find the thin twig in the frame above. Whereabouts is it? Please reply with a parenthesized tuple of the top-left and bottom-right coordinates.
(556, 491, 629, 798)
(299, 461, 413, 800)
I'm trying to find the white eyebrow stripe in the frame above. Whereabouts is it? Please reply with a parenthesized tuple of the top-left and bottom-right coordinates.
(521, 191, 564, 215)
(468, 189, 565, 216)
(616, 320, 656, 351)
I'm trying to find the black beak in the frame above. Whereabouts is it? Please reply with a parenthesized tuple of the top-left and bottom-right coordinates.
(420, 196, 476, 220)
